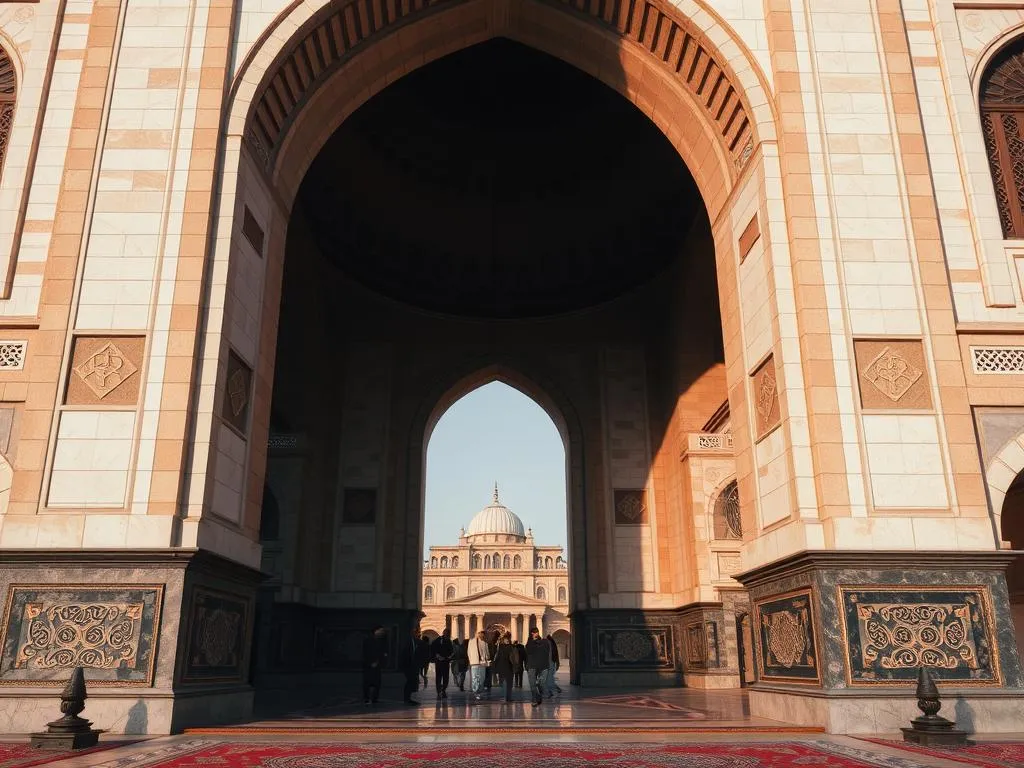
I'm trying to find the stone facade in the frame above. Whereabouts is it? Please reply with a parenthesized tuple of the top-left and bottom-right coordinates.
(420, 493, 569, 650)
(0, 0, 1018, 736)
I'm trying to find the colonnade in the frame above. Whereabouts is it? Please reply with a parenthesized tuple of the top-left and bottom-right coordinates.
(442, 612, 545, 641)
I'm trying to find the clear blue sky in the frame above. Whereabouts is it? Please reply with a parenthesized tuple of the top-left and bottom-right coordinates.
(424, 381, 567, 557)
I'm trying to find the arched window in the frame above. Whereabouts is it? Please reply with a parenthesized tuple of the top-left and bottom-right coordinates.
(713, 480, 742, 540)
(484, 554, 491, 569)
(0, 50, 14, 183)
(492, 554, 501, 569)
(440, 556, 448, 568)
(472, 554, 481, 568)
(452, 556, 459, 568)
(556, 556, 564, 568)
(536, 586, 546, 600)
(503, 554, 511, 568)
(535, 556, 542, 568)
(513, 554, 522, 569)
(424, 585, 434, 603)
(446, 585, 457, 601)
(430, 557, 438, 568)
(980, 38, 1024, 238)
(557, 586, 567, 602)
(545, 556, 553, 568)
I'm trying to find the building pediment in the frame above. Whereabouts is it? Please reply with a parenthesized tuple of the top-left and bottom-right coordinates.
(446, 586, 548, 607)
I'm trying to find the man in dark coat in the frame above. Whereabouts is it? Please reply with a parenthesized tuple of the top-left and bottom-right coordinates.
(402, 625, 421, 705)
(415, 634, 432, 687)
(431, 627, 454, 698)
(511, 638, 526, 688)
(361, 625, 388, 704)
(525, 626, 551, 706)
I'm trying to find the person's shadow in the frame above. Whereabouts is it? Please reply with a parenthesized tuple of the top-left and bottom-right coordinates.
(953, 699, 976, 734)
(124, 700, 148, 735)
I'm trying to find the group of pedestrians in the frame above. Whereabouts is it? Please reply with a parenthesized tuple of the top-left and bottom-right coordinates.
(362, 623, 563, 706)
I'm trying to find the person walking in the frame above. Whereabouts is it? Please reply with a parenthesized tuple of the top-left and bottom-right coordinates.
(451, 638, 468, 690)
(492, 632, 515, 702)
(402, 625, 421, 705)
(431, 628, 454, 699)
(415, 633, 432, 688)
(361, 625, 388, 704)
(546, 633, 563, 697)
(484, 629, 498, 692)
(467, 629, 492, 700)
(525, 626, 551, 707)
(512, 637, 526, 689)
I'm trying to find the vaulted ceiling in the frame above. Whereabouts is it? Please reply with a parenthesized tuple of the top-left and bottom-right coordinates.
(295, 38, 704, 319)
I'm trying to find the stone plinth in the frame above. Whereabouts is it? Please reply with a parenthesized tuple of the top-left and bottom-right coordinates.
(736, 550, 1024, 734)
(0, 549, 262, 735)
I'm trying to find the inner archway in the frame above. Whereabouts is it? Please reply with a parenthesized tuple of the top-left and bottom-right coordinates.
(251, 22, 732, 710)
(420, 381, 570, 663)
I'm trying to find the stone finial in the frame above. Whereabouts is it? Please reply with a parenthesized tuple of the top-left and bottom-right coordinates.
(493, 482, 500, 504)
(900, 666, 969, 746)
(31, 667, 101, 750)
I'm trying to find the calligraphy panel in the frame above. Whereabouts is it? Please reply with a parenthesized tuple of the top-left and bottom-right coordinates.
(754, 590, 820, 683)
(839, 587, 1000, 686)
(180, 587, 251, 684)
(0, 585, 162, 686)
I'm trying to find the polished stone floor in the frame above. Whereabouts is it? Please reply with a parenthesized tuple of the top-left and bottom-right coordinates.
(205, 680, 793, 734)
(6, 679, 1023, 767)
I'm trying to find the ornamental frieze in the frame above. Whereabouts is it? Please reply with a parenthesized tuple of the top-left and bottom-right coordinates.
(839, 587, 1001, 686)
(0, 586, 163, 686)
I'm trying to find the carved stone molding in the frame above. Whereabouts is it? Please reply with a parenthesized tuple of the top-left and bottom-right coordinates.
(751, 355, 780, 439)
(853, 339, 932, 410)
(65, 337, 144, 406)
(245, 0, 755, 171)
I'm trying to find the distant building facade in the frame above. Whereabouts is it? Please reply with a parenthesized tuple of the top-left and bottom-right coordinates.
(421, 486, 570, 655)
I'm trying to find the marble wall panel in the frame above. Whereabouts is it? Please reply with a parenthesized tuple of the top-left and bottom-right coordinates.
(0, 585, 162, 686)
(179, 586, 251, 684)
(753, 590, 820, 684)
(838, 586, 1000, 686)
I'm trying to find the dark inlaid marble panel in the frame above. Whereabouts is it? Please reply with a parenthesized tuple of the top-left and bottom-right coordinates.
(181, 587, 251, 684)
(0, 585, 163, 686)
(839, 586, 1001, 686)
(596, 627, 673, 669)
(754, 590, 820, 683)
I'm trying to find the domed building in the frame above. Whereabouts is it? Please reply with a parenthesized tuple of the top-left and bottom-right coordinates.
(421, 485, 570, 659)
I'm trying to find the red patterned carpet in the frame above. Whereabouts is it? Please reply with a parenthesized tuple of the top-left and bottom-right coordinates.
(106, 741, 917, 767)
(0, 742, 116, 768)
(860, 738, 1024, 768)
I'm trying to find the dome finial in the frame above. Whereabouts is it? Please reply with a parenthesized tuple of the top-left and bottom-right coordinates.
(493, 481, 499, 504)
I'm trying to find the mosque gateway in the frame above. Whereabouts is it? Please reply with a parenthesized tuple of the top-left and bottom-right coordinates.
(0, 0, 1020, 738)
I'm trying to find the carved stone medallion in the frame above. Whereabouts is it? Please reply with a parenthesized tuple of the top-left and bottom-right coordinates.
(65, 337, 144, 406)
(854, 339, 932, 410)
(752, 355, 780, 439)
(613, 489, 648, 525)
(221, 350, 252, 434)
(754, 591, 819, 682)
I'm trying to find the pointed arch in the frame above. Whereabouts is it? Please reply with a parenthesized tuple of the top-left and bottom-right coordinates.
(979, 36, 1024, 238)
(513, 554, 522, 569)
(0, 46, 15, 183)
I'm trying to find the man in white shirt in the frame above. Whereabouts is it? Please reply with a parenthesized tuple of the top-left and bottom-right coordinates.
(466, 630, 492, 700)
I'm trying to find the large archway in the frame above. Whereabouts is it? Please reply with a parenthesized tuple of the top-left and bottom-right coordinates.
(199, 0, 795, 719)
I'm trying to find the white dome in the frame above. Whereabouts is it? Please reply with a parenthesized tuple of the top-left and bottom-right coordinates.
(466, 485, 526, 540)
